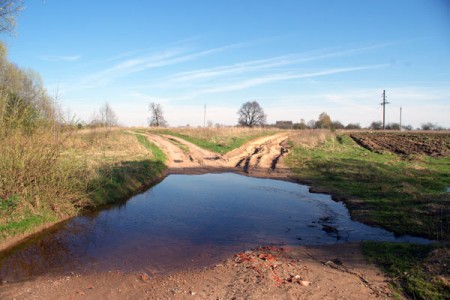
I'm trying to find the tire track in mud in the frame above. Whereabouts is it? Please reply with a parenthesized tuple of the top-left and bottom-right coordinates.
(144, 132, 292, 178)
(224, 133, 291, 175)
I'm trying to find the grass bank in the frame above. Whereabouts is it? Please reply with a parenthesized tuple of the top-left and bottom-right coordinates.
(362, 242, 449, 300)
(286, 133, 449, 241)
(0, 129, 167, 243)
(147, 127, 277, 154)
(285, 131, 449, 299)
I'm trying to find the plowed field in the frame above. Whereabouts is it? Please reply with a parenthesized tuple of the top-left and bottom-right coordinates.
(350, 132, 450, 157)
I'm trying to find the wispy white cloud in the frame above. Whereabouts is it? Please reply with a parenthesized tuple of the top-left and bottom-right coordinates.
(70, 43, 246, 90)
(177, 64, 389, 99)
(162, 43, 391, 86)
(39, 55, 81, 62)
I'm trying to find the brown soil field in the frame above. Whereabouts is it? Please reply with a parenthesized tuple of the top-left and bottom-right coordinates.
(350, 131, 450, 157)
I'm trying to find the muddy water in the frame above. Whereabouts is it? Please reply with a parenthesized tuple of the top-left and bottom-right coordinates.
(0, 173, 428, 282)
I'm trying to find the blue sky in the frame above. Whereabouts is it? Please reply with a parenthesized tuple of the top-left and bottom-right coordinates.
(3, 0, 450, 127)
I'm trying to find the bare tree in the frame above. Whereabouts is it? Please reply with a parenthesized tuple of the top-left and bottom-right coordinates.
(148, 102, 167, 127)
(237, 101, 266, 127)
(98, 102, 118, 129)
(0, 0, 24, 34)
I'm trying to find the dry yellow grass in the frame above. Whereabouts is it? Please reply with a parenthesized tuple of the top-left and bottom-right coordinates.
(62, 129, 153, 170)
(288, 129, 335, 148)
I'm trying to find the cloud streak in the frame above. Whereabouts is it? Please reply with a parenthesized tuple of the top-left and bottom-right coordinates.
(178, 64, 389, 98)
(163, 43, 391, 86)
(40, 55, 81, 62)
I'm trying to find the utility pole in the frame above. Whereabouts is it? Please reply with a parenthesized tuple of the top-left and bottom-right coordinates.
(399, 107, 402, 131)
(380, 90, 389, 130)
(203, 104, 206, 128)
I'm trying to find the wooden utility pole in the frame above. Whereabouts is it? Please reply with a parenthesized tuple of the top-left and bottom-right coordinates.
(399, 107, 402, 130)
(380, 90, 389, 130)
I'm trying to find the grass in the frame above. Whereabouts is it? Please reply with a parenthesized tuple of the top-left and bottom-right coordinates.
(362, 241, 449, 300)
(146, 127, 278, 154)
(65, 130, 167, 207)
(285, 133, 450, 240)
(135, 133, 167, 162)
(0, 129, 167, 241)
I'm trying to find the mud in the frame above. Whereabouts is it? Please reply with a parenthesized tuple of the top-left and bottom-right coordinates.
(146, 132, 292, 179)
(350, 131, 450, 157)
(0, 243, 392, 300)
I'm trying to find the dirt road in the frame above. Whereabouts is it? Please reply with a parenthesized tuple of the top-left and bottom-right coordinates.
(146, 132, 292, 179)
(0, 243, 392, 300)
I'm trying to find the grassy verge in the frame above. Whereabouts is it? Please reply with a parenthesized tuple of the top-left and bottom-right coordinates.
(0, 129, 167, 241)
(286, 133, 449, 240)
(362, 241, 449, 300)
(148, 127, 277, 154)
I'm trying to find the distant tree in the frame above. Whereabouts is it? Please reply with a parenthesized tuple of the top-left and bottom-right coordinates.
(307, 119, 316, 129)
(385, 122, 400, 130)
(315, 112, 332, 129)
(293, 119, 308, 130)
(345, 123, 361, 130)
(402, 124, 413, 131)
(148, 102, 167, 127)
(0, 0, 24, 34)
(237, 101, 266, 127)
(421, 122, 438, 131)
(99, 102, 118, 129)
(331, 120, 344, 130)
(369, 121, 383, 130)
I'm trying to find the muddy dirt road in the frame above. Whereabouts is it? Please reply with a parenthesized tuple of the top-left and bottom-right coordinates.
(1, 243, 392, 300)
(146, 132, 292, 179)
(0, 133, 394, 299)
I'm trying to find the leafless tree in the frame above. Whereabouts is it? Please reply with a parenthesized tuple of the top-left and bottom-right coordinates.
(148, 102, 167, 127)
(0, 0, 24, 34)
(237, 101, 266, 127)
(98, 102, 118, 129)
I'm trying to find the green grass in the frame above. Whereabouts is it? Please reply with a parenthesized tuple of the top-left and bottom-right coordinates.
(135, 133, 167, 162)
(0, 214, 53, 239)
(362, 242, 449, 300)
(286, 134, 450, 240)
(87, 134, 167, 207)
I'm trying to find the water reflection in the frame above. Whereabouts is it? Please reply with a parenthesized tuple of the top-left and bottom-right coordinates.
(0, 173, 429, 282)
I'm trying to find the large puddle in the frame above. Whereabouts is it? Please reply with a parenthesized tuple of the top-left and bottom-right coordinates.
(0, 173, 428, 282)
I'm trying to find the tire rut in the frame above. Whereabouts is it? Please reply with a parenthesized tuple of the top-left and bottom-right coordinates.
(144, 132, 292, 177)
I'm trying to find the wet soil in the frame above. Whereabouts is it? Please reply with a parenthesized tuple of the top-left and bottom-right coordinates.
(350, 131, 450, 157)
(0, 243, 392, 300)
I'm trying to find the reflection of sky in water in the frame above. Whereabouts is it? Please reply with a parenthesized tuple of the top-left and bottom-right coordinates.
(0, 173, 429, 282)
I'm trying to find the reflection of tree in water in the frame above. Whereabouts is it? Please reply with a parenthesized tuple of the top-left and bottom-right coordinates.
(0, 216, 98, 282)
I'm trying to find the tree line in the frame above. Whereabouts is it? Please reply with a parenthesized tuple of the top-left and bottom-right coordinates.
(149, 100, 447, 131)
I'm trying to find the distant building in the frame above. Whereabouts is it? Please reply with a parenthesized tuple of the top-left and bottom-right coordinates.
(275, 121, 293, 129)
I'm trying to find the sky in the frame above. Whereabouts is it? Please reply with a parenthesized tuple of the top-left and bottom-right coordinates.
(3, 0, 450, 128)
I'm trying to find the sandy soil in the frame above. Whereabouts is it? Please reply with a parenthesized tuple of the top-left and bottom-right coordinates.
(147, 132, 292, 179)
(0, 243, 392, 300)
(0, 133, 394, 299)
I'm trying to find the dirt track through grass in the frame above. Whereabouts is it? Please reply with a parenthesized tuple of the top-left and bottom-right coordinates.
(143, 132, 292, 178)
